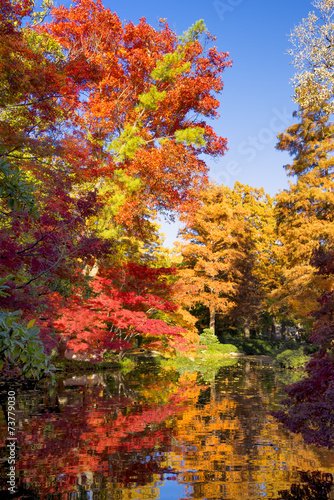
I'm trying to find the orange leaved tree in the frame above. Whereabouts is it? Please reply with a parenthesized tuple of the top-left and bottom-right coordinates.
(176, 183, 275, 337)
(274, 102, 334, 325)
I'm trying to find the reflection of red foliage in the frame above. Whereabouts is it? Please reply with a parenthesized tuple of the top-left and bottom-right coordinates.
(54, 264, 192, 356)
(19, 402, 173, 493)
(273, 247, 334, 448)
(9, 375, 199, 496)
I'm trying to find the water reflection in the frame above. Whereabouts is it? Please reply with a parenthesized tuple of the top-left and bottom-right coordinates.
(276, 471, 334, 500)
(0, 358, 333, 499)
(171, 359, 334, 499)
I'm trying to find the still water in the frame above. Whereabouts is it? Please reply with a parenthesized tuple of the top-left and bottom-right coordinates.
(0, 357, 334, 499)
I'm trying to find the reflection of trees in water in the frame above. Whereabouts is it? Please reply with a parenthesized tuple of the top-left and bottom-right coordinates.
(0, 367, 198, 499)
(213, 359, 275, 457)
(275, 471, 334, 500)
(173, 359, 334, 500)
(1, 362, 334, 499)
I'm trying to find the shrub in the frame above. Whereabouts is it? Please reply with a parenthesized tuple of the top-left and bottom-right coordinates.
(199, 330, 238, 356)
(302, 343, 319, 355)
(207, 343, 239, 354)
(0, 310, 56, 380)
(199, 329, 220, 346)
(273, 347, 309, 369)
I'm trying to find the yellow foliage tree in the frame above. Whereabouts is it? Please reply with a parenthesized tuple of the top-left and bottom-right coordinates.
(175, 182, 275, 337)
(274, 103, 334, 324)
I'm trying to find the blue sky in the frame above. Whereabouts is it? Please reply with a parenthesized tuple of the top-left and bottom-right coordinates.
(70, 0, 314, 245)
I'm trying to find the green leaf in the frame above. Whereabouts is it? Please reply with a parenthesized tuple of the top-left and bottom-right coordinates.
(174, 127, 206, 147)
(179, 20, 207, 44)
(27, 319, 36, 329)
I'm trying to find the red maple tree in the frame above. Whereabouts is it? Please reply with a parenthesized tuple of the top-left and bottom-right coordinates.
(54, 264, 194, 356)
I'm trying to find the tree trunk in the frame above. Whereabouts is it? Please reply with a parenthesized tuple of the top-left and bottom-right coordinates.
(58, 340, 67, 360)
(244, 322, 250, 339)
(271, 315, 277, 341)
(209, 306, 216, 335)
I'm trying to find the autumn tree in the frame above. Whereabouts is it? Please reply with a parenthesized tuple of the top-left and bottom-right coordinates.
(274, 103, 334, 324)
(0, 0, 113, 320)
(39, 0, 231, 360)
(0, 0, 233, 369)
(0, 0, 63, 159)
(54, 263, 200, 358)
(289, 0, 334, 112)
(226, 183, 276, 338)
(273, 246, 334, 449)
(43, 0, 231, 222)
(176, 184, 245, 335)
(176, 183, 274, 337)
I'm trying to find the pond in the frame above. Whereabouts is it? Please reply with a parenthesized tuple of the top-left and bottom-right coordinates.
(0, 357, 334, 499)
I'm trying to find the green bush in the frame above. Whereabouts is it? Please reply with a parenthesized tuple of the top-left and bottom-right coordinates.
(199, 330, 238, 356)
(303, 343, 319, 355)
(199, 329, 220, 346)
(0, 310, 56, 380)
(280, 339, 300, 350)
(273, 347, 309, 369)
(206, 343, 239, 354)
(119, 357, 135, 373)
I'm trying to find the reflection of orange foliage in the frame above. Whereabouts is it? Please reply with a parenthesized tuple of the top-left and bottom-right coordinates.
(170, 367, 334, 500)
(2, 365, 334, 499)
